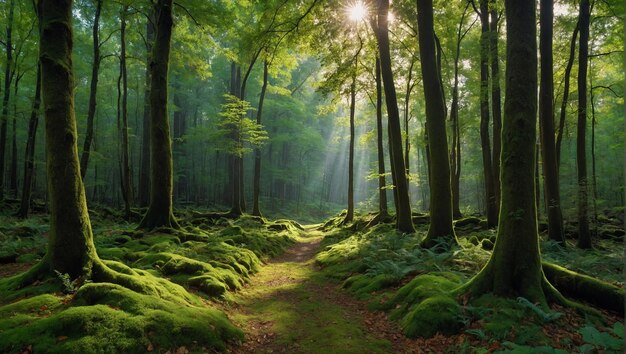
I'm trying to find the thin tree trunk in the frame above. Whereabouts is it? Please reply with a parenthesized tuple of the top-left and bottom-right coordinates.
(375, 57, 388, 216)
(252, 60, 268, 217)
(477, 0, 497, 227)
(344, 67, 357, 224)
(0, 0, 15, 200)
(138, 9, 154, 207)
(539, 0, 565, 244)
(374, 0, 415, 233)
(489, 1, 502, 212)
(138, 0, 179, 229)
(590, 65, 598, 234)
(119, 6, 132, 220)
(556, 22, 579, 168)
(16, 66, 41, 218)
(404, 59, 415, 180)
(576, 0, 591, 249)
(10, 72, 21, 198)
(417, 0, 457, 248)
(79, 0, 102, 180)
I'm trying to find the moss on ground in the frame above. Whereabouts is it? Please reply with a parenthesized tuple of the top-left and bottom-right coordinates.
(0, 212, 303, 353)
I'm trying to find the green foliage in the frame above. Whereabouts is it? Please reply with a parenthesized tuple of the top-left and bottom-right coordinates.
(217, 93, 268, 157)
(578, 322, 624, 353)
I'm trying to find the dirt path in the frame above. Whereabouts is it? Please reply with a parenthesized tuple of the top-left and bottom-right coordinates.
(225, 228, 418, 354)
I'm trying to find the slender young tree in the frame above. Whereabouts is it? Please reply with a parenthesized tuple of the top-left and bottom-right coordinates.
(344, 65, 357, 224)
(539, 0, 565, 244)
(139, 0, 179, 229)
(576, 0, 591, 248)
(252, 60, 268, 217)
(138, 10, 155, 207)
(489, 0, 502, 210)
(16, 65, 41, 219)
(461, 0, 549, 303)
(79, 0, 102, 180)
(375, 56, 388, 217)
(119, 5, 133, 219)
(417, 0, 457, 248)
(0, 0, 15, 200)
(556, 22, 579, 168)
(374, 0, 414, 233)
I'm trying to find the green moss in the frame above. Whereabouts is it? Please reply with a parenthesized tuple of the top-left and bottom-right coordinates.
(481, 238, 494, 250)
(343, 273, 399, 299)
(401, 295, 462, 338)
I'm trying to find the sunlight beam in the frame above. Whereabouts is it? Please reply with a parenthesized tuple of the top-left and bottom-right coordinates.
(347, 1, 367, 22)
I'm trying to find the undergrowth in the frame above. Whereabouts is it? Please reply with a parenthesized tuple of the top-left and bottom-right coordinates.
(0, 211, 304, 353)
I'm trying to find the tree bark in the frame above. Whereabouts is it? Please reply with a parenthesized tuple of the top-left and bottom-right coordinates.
(461, 0, 549, 304)
(539, 0, 565, 244)
(489, 0, 502, 212)
(16, 66, 41, 218)
(10, 73, 21, 198)
(138, 0, 179, 229)
(375, 57, 388, 216)
(374, 0, 414, 233)
(119, 6, 132, 220)
(576, 0, 591, 249)
(39, 0, 99, 278)
(138, 9, 154, 207)
(252, 61, 268, 217)
(343, 67, 357, 224)
(0, 0, 15, 200)
(79, 0, 102, 180)
(417, 0, 457, 248)
(556, 22, 579, 168)
(477, 0, 497, 227)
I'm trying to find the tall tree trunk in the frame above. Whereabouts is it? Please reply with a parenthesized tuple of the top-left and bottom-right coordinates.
(10, 73, 20, 198)
(343, 67, 357, 224)
(119, 6, 132, 220)
(79, 0, 102, 180)
(576, 0, 591, 249)
(489, 0, 502, 212)
(417, 0, 457, 248)
(556, 22, 579, 168)
(138, 9, 154, 207)
(450, 1, 473, 219)
(374, 0, 415, 233)
(589, 66, 598, 233)
(375, 57, 388, 216)
(539, 0, 565, 244)
(252, 61, 268, 217)
(16, 66, 41, 218)
(138, 0, 179, 229)
(229, 63, 242, 215)
(404, 59, 415, 181)
(39, 0, 99, 278)
(0, 0, 15, 200)
(173, 85, 187, 201)
(461, 0, 550, 304)
(477, 0, 497, 227)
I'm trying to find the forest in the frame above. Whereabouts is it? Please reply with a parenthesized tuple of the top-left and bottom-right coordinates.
(0, 0, 623, 352)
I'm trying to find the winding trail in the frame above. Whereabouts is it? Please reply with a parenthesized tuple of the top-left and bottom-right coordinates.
(226, 227, 412, 353)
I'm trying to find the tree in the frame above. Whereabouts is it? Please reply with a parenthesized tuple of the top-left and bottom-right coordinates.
(576, 0, 591, 249)
(461, 0, 549, 303)
(0, 0, 15, 200)
(556, 22, 579, 168)
(374, 56, 388, 217)
(539, 0, 565, 244)
(252, 60, 269, 217)
(489, 0, 502, 211)
(417, 0, 457, 248)
(118, 5, 133, 220)
(374, 0, 414, 233)
(138, 0, 179, 229)
(78, 0, 102, 180)
(138, 9, 155, 207)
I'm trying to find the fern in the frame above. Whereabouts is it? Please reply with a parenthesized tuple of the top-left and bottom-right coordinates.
(516, 297, 562, 322)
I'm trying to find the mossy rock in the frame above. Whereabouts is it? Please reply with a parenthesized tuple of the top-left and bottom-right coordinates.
(188, 275, 228, 297)
(454, 217, 482, 228)
(343, 274, 398, 299)
(401, 295, 462, 338)
(468, 236, 480, 246)
(386, 272, 462, 317)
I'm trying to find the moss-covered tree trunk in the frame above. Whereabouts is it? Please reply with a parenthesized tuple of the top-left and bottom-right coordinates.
(461, 0, 547, 304)
(476, 0, 497, 228)
(556, 22, 579, 168)
(375, 0, 414, 233)
(539, 0, 565, 244)
(138, 10, 155, 207)
(39, 0, 99, 278)
(375, 57, 388, 216)
(0, 0, 15, 201)
(78, 0, 101, 180)
(16, 65, 41, 219)
(417, 0, 457, 248)
(576, 0, 591, 249)
(138, 0, 179, 229)
(489, 1, 502, 212)
(119, 6, 133, 220)
(252, 60, 268, 217)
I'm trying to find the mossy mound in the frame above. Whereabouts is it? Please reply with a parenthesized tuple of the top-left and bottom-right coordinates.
(0, 282, 243, 353)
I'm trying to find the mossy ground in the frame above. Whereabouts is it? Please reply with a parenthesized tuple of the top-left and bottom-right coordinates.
(316, 211, 625, 352)
(0, 210, 303, 353)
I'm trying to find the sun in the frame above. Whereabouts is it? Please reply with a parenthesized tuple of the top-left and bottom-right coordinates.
(347, 1, 367, 22)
